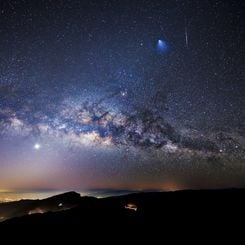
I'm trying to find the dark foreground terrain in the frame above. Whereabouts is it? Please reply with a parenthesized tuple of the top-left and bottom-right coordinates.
(1, 189, 245, 227)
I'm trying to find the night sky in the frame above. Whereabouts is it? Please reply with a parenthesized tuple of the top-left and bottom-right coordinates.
(0, 0, 244, 192)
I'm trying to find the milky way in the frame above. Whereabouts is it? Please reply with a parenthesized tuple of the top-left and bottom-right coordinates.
(0, 0, 244, 191)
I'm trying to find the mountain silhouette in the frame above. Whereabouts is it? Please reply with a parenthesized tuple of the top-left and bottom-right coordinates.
(1, 189, 245, 228)
(0, 191, 81, 222)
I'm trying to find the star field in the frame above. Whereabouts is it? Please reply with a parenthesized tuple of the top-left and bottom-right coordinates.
(0, 0, 244, 191)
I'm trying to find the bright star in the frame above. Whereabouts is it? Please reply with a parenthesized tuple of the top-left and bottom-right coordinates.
(120, 90, 127, 97)
(34, 143, 41, 150)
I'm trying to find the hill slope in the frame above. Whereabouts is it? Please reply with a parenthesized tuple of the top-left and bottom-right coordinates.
(0, 191, 81, 222)
(1, 189, 245, 227)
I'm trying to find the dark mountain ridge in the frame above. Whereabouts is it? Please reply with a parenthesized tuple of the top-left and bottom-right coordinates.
(0, 191, 81, 222)
(1, 189, 245, 227)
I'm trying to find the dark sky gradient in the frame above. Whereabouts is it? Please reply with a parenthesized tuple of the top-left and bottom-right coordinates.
(0, 0, 244, 191)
